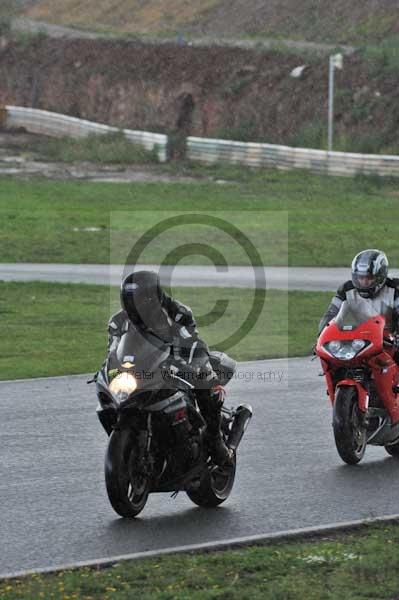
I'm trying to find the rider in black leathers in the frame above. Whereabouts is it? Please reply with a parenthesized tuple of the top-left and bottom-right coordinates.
(107, 270, 232, 465)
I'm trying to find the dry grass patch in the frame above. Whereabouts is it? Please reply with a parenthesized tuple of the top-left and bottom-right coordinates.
(27, 0, 218, 32)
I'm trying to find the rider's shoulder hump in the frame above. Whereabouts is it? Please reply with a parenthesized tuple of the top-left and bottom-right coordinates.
(337, 280, 354, 296)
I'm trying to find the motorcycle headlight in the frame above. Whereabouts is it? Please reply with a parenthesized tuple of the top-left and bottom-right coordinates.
(109, 372, 137, 403)
(324, 339, 368, 360)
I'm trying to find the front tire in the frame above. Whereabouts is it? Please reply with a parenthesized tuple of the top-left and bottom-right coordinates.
(187, 453, 236, 507)
(333, 386, 367, 465)
(105, 429, 149, 518)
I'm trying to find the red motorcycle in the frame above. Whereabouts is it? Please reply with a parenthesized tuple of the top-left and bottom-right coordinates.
(316, 301, 399, 464)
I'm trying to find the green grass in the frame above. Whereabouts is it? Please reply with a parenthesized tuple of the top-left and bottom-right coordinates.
(1, 170, 399, 266)
(0, 282, 110, 380)
(359, 35, 399, 74)
(285, 114, 399, 155)
(0, 0, 18, 20)
(3, 522, 399, 599)
(0, 18, 11, 34)
(0, 282, 330, 380)
(30, 131, 160, 164)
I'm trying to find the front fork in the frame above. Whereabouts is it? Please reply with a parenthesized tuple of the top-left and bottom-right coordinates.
(321, 361, 369, 422)
(336, 380, 371, 432)
(136, 414, 154, 475)
(321, 360, 368, 409)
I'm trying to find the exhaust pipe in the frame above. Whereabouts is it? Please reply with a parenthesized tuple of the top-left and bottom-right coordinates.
(227, 404, 252, 451)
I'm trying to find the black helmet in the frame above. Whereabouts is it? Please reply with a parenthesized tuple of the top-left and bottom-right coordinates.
(120, 271, 163, 326)
(351, 249, 388, 298)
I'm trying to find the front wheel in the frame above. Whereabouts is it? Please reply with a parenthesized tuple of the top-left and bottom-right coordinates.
(333, 386, 367, 465)
(105, 429, 149, 518)
(187, 454, 236, 507)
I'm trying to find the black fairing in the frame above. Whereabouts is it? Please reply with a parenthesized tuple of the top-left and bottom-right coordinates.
(96, 328, 172, 416)
(115, 327, 170, 374)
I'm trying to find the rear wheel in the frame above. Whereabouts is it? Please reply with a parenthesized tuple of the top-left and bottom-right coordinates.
(385, 442, 399, 457)
(187, 453, 236, 507)
(105, 429, 149, 518)
(333, 386, 367, 465)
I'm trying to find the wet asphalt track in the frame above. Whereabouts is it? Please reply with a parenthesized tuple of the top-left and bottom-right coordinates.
(2, 357, 399, 576)
(2, 264, 399, 291)
(0, 264, 377, 291)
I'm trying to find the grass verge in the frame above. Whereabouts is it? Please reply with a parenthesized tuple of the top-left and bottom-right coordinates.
(0, 282, 329, 380)
(30, 131, 160, 164)
(2, 522, 399, 599)
(1, 170, 399, 266)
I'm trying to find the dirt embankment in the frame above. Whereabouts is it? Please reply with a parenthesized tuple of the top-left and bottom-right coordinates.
(0, 35, 399, 152)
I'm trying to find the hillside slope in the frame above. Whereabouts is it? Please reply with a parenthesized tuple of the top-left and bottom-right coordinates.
(24, 0, 399, 44)
(1, 35, 399, 155)
(0, 0, 37, 19)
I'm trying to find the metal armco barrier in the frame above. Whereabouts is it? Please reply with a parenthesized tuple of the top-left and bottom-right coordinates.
(187, 136, 399, 178)
(3, 106, 399, 176)
(3, 106, 168, 162)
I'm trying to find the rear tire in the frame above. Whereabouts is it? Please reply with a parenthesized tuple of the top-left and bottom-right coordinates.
(187, 453, 236, 507)
(333, 386, 367, 465)
(385, 442, 399, 457)
(105, 429, 149, 518)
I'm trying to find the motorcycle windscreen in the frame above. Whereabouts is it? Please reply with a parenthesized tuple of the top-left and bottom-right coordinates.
(334, 299, 381, 331)
(115, 328, 171, 376)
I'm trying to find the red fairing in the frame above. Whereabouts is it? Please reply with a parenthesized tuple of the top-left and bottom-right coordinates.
(369, 353, 399, 425)
(320, 358, 335, 404)
(316, 316, 385, 365)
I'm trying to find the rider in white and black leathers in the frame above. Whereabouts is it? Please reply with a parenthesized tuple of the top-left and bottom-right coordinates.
(107, 270, 232, 465)
(318, 250, 399, 342)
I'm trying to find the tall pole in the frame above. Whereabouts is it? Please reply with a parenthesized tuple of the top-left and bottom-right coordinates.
(327, 53, 343, 153)
(328, 55, 334, 153)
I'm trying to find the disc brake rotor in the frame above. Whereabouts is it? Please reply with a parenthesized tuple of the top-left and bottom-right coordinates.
(128, 451, 148, 496)
(352, 405, 365, 449)
(129, 475, 147, 496)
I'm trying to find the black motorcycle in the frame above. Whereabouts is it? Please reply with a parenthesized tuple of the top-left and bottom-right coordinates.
(94, 327, 252, 517)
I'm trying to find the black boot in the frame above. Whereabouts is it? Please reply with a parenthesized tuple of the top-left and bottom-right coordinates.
(206, 427, 233, 466)
(197, 388, 232, 465)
